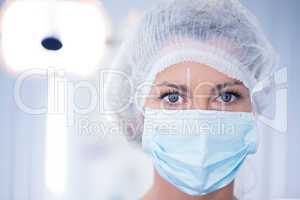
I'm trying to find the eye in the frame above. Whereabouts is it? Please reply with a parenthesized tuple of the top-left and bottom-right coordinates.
(216, 92, 241, 103)
(159, 91, 184, 105)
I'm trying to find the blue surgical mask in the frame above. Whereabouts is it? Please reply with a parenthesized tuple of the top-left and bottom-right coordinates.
(142, 108, 258, 196)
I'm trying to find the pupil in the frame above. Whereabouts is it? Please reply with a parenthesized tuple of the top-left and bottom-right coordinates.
(222, 93, 232, 102)
(168, 94, 179, 103)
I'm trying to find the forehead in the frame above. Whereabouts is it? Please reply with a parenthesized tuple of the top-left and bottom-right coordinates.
(154, 61, 243, 88)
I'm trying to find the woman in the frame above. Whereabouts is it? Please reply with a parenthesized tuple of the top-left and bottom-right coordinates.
(105, 0, 278, 199)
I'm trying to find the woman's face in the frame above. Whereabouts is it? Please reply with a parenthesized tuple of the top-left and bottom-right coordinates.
(144, 61, 252, 112)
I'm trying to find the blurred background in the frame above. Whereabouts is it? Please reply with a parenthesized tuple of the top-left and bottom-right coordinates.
(0, 0, 298, 200)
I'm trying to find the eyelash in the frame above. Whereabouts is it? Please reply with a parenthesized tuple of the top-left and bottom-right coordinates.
(214, 90, 243, 104)
(158, 89, 243, 105)
(159, 89, 185, 105)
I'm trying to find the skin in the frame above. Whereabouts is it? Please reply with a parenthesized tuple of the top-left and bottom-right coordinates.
(142, 61, 252, 200)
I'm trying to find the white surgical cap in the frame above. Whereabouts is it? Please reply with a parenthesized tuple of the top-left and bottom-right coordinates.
(105, 0, 279, 143)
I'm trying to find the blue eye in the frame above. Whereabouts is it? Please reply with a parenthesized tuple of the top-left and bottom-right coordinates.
(216, 92, 241, 103)
(221, 93, 233, 102)
(168, 93, 180, 103)
(160, 91, 183, 104)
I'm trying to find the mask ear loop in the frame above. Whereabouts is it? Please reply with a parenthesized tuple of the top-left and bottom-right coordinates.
(251, 68, 287, 134)
(250, 72, 276, 118)
(255, 68, 287, 134)
(249, 73, 276, 154)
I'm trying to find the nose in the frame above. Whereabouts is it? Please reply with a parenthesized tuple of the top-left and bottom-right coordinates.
(192, 95, 210, 110)
(191, 83, 213, 110)
(41, 36, 63, 51)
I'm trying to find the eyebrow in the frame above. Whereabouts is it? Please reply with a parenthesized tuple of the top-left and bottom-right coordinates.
(213, 81, 244, 93)
(156, 81, 243, 94)
(156, 82, 189, 93)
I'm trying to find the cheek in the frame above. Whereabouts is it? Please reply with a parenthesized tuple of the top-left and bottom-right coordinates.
(245, 98, 253, 112)
(229, 98, 252, 112)
(143, 88, 161, 108)
(210, 97, 252, 112)
(237, 94, 252, 112)
(144, 98, 160, 108)
(233, 102, 252, 112)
